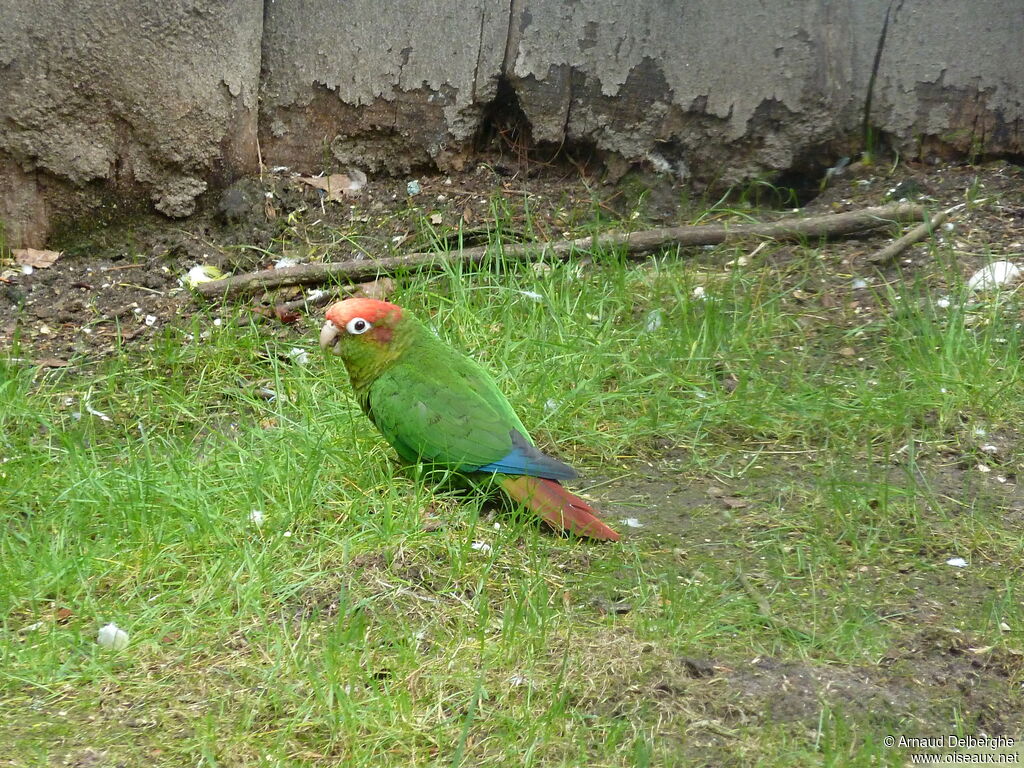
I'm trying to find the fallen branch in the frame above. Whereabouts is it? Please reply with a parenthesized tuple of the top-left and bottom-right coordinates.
(239, 278, 395, 325)
(197, 202, 926, 299)
(867, 203, 962, 264)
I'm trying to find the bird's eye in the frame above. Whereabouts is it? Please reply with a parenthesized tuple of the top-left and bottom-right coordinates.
(346, 317, 372, 335)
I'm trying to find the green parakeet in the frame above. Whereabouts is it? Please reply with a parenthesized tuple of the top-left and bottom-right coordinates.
(319, 298, 619, 541)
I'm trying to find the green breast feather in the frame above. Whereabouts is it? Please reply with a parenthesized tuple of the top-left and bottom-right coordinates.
(367, 329, 529, 472)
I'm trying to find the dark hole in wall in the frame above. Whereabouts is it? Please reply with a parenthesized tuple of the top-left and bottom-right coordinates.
(474, 77, 531, 157)
(473, 77, 600, 176)
(761, 166, 826, 208)
(748, 147, 859, 209)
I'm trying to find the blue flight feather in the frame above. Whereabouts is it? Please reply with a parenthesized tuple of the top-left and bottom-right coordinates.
(475, 430, 578, 481)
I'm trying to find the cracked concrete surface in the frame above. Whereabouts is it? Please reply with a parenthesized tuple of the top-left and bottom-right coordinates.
(1, 0, 1022, 246)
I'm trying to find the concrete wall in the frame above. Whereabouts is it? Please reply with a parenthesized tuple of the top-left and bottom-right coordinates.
(2, 0, 1022, 246)
(0, 0, 262, 246)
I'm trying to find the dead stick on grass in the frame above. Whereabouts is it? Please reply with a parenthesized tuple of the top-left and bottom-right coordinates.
(198, 202, 926, 299)
(735, 566, 814, 640)
(735, 566, 775, 620)
(867, 203, 963, 264)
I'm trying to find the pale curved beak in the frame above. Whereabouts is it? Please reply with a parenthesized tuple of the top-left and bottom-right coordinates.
(319, 320, 343, 355)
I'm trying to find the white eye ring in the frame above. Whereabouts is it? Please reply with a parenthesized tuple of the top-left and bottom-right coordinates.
(346, 317, 372, 335)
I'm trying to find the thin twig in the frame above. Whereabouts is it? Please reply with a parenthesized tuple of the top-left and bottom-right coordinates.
(735, 566, 775, 620)
(867, 203, 962, 264)
(198, 202, 926, 299)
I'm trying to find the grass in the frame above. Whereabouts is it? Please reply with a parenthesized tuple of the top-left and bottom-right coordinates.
(2, 193, 1024, 766)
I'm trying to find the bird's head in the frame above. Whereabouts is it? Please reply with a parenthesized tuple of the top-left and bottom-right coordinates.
(320, 298, 404, 360)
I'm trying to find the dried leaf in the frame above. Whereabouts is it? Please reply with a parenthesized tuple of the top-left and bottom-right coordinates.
(14, 248, 62, 269)
(273, 305, 301, 324)
(299, 171, 366, 202)
(353, 278, 395, 301)
(36, 357, 71, 368)
(55, 607, 74, 623)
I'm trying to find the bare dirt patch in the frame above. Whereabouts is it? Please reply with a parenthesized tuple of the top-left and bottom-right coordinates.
(4, 158, 1022, 366)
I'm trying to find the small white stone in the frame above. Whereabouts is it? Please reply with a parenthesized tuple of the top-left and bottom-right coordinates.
(144, 315, 157, 327)
(184, 265, 225, 287)
(282, 530, 292, 538)
(213, 318, 223, 327)
(946, 557, 969, 568)
(850, 278, 868, 290)
(644, 309, 663, 332)
(977, 464, 991, 473)
(85, 405, 111, 422)
(288, 347, 310, 366)
(97, 623, 129, 650)
(968, 261, 1022, 292)
(692, 286, 706, 299)
(936, 297, 951, 309)
(470, 541, 492, 554)
(516, 290, 543, 301)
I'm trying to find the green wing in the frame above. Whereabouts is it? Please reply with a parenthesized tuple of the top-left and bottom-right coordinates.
(368, 346, 528, 471)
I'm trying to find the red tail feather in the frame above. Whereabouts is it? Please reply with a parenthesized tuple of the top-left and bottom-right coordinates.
(500, 476, 620, 542)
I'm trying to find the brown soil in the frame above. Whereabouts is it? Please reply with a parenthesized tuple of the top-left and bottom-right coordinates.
(5, 157, 1023, 367)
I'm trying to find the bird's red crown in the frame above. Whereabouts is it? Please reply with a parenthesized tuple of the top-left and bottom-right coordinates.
(325, 298, 403, 328)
